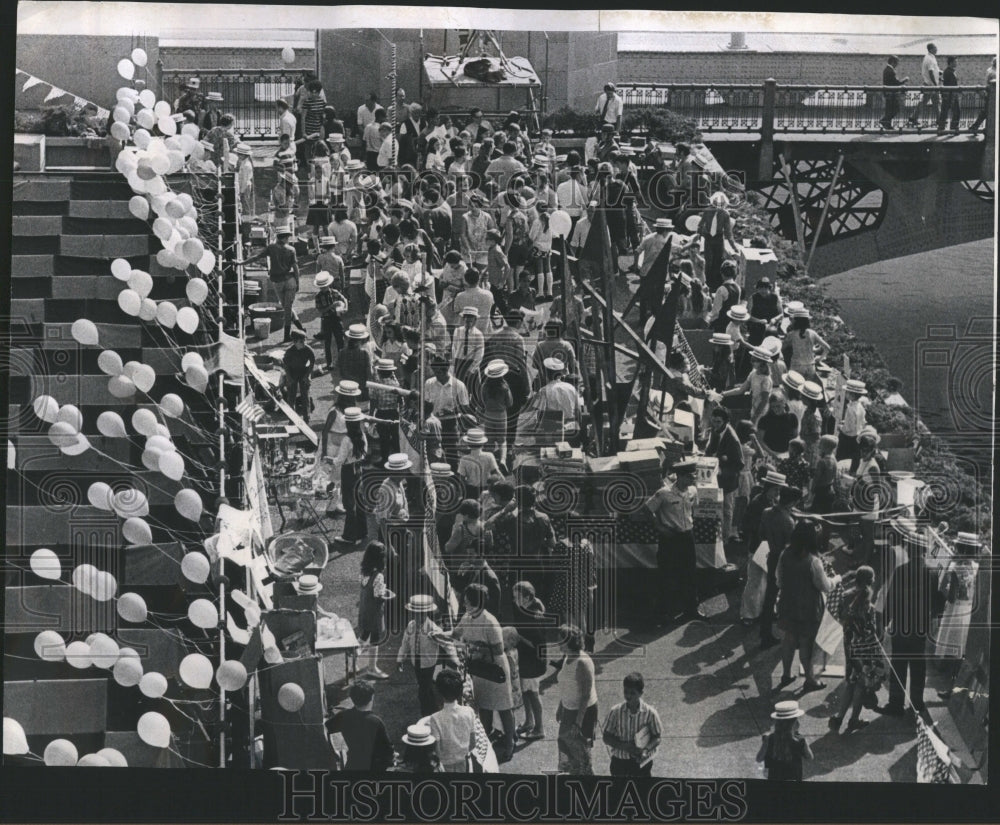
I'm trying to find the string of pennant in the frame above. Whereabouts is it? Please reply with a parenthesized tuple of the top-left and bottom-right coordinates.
(15, 67, 111, 119)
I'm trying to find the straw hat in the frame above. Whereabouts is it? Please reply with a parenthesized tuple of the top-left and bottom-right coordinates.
(727, 304, 750, 322)
(484, 360, 509, 378)
(375, 358, 397, 372)
(385, 453, 413, 471)
(782, 370, 806, 392)
(800, 381, 825, 402)
(288, 329, 307, 341)
(788, 307, 811, 319)
(654, 217, 674, 229)
(293, 574, 322, 595)
(845, 379, 868, 395)
(327, 133, 345, 144)
(343, 407, 366, 423)
(185, 77, 201, 89)
(405, 594, 436, 613)
(955, 532, 981, 550)
(771, 700, 805, 720)
(429, 462, 454, 477)
(459, 306, 480, 318)
(235, 143, 252, 155)
(318, 236, 337, 247)
(760, 336, 783, 356)
(346, 324, 370, 340)
(205, 91, 224, 103)
(314, 271, 333, 288)
(749, 347, 773, 363)
(857, 425, 881, 445)
(335, 380, 362, 397)
(710, 332, 733, 346)
(543, 356, 566, 372)
(462, 428, 488, 446)
(344, 158, 365, 171)
(402, 724, 436, 747)
(763, 470, 788, 487)
(783, 300, 805, 317)
(646, 389, 674, 418)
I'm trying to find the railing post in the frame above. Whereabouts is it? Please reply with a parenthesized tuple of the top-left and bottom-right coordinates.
(982, 79, 996, 181)
(757, 78, 776, 181)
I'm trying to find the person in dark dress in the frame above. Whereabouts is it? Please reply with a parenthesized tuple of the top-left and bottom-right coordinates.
(746, 277, 782, 346)
(756, 701, 813, 781)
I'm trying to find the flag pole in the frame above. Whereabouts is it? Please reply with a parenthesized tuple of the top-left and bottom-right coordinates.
(600, 177, 618, 454)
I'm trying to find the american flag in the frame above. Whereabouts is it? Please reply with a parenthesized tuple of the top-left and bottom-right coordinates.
(916, 717, 953, 783)
(235, 395, 266, 423)
(421, 449, 460, 625)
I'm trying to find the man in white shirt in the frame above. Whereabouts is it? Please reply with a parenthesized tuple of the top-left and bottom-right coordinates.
(533, 357, 581, 440)
(276, 99, 297, 141)
(485, 142, 527, 193)
(452, 267, 495, 333)
(595, 82, 624, 131)
(570, 200, 597, 256)
(452, 306, 485, 383)
(909, 42, 941, 126)
(425, 358, 471, 467)
(376, 123, 398, 170)
(556, 166, 588, 219)
(356, 92, 383, 136)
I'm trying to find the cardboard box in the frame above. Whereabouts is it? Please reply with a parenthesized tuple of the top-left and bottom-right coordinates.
(618, 449, 662, 471)
(696, 456, 719, 487)
(556, 441, 573, 458)
(667, 409, 696, 446)
(626, 438, 665, 453)
(696, 486, 724, 505)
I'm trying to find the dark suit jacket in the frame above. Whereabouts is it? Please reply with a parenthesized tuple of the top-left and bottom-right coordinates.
(326, 707, 394, 771)
(884, 558, 945, 639)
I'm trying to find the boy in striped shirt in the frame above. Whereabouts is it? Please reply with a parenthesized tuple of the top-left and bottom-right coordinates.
(601, 672, 662, 776)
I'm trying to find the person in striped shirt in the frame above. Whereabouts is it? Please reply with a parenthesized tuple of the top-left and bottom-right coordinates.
(601, 672, 662, 776)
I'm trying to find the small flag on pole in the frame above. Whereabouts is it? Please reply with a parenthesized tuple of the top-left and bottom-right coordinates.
(44, 86, 66, 103)
(916, 717, 952, 783)
(22, 75, 42, 91)
(235, 395, 266, 423)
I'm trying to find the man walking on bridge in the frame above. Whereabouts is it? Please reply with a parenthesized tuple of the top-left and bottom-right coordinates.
(879, 56, 908, 131)
(908, 43, 940, 127)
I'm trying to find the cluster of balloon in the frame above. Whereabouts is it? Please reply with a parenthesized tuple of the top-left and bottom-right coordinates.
(33, 396, 91, 456)
(181, 351, 210, 393)
(72, 564, 118, 604)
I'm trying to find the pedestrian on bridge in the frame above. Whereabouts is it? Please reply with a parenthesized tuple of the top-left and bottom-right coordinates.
(908, 42, 940, 127)
(879, 56, 908, 131)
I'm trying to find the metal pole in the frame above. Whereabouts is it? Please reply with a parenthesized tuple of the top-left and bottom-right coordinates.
(778, 152, 807, 259)
(543, 32, 550, 119)
(213, 165, 227, 768)
(804, 152, 844, 276)
(599, 178, 618, 454)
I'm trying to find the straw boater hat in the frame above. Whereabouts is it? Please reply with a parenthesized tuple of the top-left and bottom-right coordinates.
(727, 304, 750, 322)
(343, 407, 366, 423)
(395, 198, 415, 212)
(462, 428, 488, 446)
(484, 360, 509, 378)
(646, 389, 674, 418)
(955, 532, 981, 551)
(771, 700, 805, 720)
(293, 574, 322, 595)
(760, 336, 783, 356)
(375, 358, 397, 372)
(402, 724, 435, 747)
(857, 425, 881, 445)
(844, 379, 868, 395)
(543, 356, 566, 372)
(763, 469, 789, 488)
(750, 346, 773, 363)
(782, 370, 806, 392)
(710, 332, 734, 346)
(235, 143, 252, 156)
(429, 462, 453, 477)
(459, 306, 479, 319)
(405, 594, 436, 613)
(318, 236, 337, 247)
(788, 307, 811, 319)
(783, 300, 805, 317)
(205, 92, 224, 103)
(346, 324, 370, 340)
(800, 381, 825, 402)
(314, 270, 333, 288)
(289, 329, 306, 341)
(186, 77, 201, 89)
(335, 380, 361, 397)
(385, 453, 413, 472)
(356, 174, 378, 191)
(327, 133, 345, 144)
(654, 217, 674, 229)
(344, 158, 365, 171)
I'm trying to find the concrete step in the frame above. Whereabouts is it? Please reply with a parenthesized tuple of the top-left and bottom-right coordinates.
(12, 216, 63, 236)
(12, 236, 61, 255)
(60, 234, 149, 258)
(68, 199, 135, 219)
(11, 200, 68, 216)
(12, 178, 72, 202)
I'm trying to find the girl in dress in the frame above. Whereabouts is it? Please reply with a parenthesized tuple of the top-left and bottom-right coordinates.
(757, 701, 813, 780)
(357, 541, 394, 678)
(529, 202, 554, 301)
(333, 409, 370, 545)
(401, 243, 424, 284)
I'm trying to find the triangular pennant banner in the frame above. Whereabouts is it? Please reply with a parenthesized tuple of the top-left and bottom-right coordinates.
(22, 75, 42, 91)
(44, 86, 66, 102)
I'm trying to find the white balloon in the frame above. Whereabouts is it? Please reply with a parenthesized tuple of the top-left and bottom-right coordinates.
(185, 364, 209, 393)
(126, 172, 147, 193)
(152, 216, 173, 241)
(164, 136, 183, 152)
(176, 307, 200, 334)
(138, 89, 156, 109)
(97, 349, 124, 376)
(181, 552, 210, 584)
(113, 488, 149, 519)
(139, 298, 158, 321)
(549, 209, 573, 239)
(157, 116, 177, 136)
(60, 432, 90, 456)
(117, 86, 139, 103)
(117, 592, 148, 623)
(146, 175, 168, 196)
(159, 450, 185, 481)
(177, 193, 194, 212)
(131, 408, 160, 437)
(146, 434, 174, 453)
(112, 656, 143, 687)
(117, 58, 135, 80)
(216, 660, 248, 692)
(111, 258, 132, 280)
(180, 351, 204, 371)
(55, 404, 83, 432)
(97, 747, 129, 767)
(155, 249, 179, 269)
(44, 739, 79, 766)
(129, 363, 156, 394)
(116, 149, 138, 174)
(150, 152, 171, 176)
(175, 488, 203, 521)
(181, 123, 201, 139)
(30, 548, 61, 580)
(277, 682, 306, 712)
(87, 632, 120, 668)
(155, 301, 178, 329)
(65, 640, 92, 669)
(141, 447, 163, 472)
(178, 133, 197, 155)
(118, 289, 142, 316)
(34, 630, 67, 662)
(244, 603, 262, 627)
(137, 712, 172, 748)
(91, 571, 117, 603)
(165, 198, 186, 220)
(187, 599, 218, 629)
(107, 374, 137, 398)
(139, 672, 168, 699)
(71, 318, 100, 346)
(133, 124, 152, 147)
(47, 421, 78, 448)
(3, 718, 29, 756)
(131, 47, 148, 67)
(179, 653, 213, 689)
(87, 482, 114, 511)
(123, 517, 153, 546)
(281, 46, 296, 64)
(97, 410, 127, 438)
(110, 121, 131, 142)
(32, 395, 59, 423)
(159, 393, 184, 418)
(151, 192, 172, 215)
(196, 250, 216, 275)
(181, 238, 204, 265)
(128, 269, 153, 298)
(128, 195, 150, 220)
(185, 277, 209, 306)
(113, 104, 131, 123)
(153, 100, 171, 119)
(78, 753, 112, 767)
(73, 564, 98, 595)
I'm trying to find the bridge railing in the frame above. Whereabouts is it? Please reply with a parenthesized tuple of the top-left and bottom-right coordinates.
(621, 81, 991, 135)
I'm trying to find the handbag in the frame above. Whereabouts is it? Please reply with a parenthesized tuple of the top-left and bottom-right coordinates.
(466, 656, 507, 684)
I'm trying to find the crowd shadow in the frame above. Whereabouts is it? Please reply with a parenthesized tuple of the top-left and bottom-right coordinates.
(805, 718, 913, 779)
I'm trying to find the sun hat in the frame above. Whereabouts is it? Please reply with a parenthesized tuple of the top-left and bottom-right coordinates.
(543, 356, 566, 371)
(727, 304, 750, 322)
(405, 594, 436, 613)
(710, 332, 734, 346)
(844, 379, 868, 395)
(402, 724, 436, 746)
(541, 128, 553, 136)
(185, 77, 201, 89)
(205, 91, 224, 102)
(344, 158, 365, 171)
(654, 217, 674, 229)
(335, 380, 362, 397)
(788, 307, 811, 319)
(760, 335, 783, 356)
(771, 700, 805, 720)
(327, 133, 345, 143)
(646, 389, 674, 417)
(430, 462, 454, 477)
(346, 324, 370, 340)
(756, 276, 772, 287)
(343, 407, 366, 423)
(459, 306, 480, 318)
(462, 428, 489, 446)
(671, 459, 698, 475)
(314, 271, 333, 288)
(484, 360, 509, 378)
(783, 300, 805, 317)
(375, 358, 397, 372)
(749, 347, 773, 363)
(782, 370, 806, 392)
(955, 532, 981, 550)
(318, 236, 337, 247)
(385, 453, 413, 471)
(293, 574, 322, 595)
(800, 381, 825, 402)
(763, 469, 788, 487)
(235, 143, 252, 155)
(857, 425, 881, 444)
